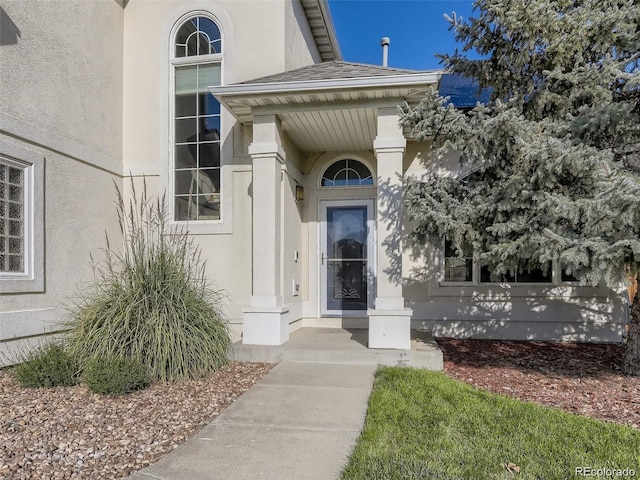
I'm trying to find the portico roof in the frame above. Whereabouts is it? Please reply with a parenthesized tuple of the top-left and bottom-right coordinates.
(210, 61, 442, 152)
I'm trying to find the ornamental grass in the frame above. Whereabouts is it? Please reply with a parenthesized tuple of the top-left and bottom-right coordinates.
(66, 178, 230, 382)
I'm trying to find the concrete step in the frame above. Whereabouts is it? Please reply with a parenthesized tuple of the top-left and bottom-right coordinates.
(230, 328, 443, 369)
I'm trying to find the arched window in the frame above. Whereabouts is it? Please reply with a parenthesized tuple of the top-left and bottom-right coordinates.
(321, 159, 373, 187)
(172, 15, 223, 221)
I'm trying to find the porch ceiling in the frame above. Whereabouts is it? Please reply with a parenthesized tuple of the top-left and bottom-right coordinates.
(212, 75, 441, 152)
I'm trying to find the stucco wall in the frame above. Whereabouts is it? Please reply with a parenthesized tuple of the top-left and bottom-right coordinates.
(122, 0, 293, 177)
(401, 141, 627, 342)
(121, 0, 321, 332)
(0, 135, 122, 365)
(285, 0, 321, 70)
(0, 0, 124, 164)
(0, 1, 124, 363)
(282, 161, 304, 320)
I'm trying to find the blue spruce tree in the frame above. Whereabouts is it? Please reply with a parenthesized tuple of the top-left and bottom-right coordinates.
(401, 0, 640, 374)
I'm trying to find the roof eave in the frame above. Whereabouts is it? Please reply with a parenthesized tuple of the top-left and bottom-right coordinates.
(318, 0, 342, 61)
(300, 0, 342, 61)
(210, 71, 443, 97)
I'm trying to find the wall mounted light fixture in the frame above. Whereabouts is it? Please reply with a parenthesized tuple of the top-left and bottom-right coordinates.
(295, 185, 304, 202)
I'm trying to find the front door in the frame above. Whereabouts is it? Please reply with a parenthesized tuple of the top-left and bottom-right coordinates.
(320, 200, 375, 315)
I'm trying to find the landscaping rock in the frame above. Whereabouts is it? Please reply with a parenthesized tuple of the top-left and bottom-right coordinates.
(439, 339, 640, 429)
(0, 362, 273, 479)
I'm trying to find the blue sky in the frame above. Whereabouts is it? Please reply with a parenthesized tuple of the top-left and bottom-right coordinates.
(327, 0, 476, 70)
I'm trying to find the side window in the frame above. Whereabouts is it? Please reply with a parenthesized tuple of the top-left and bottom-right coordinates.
(480, 261, 552, 283)
(172, 16, 223, 221)
(0, 160, 27, 274)
(441, 169, 552, 285)
(561, 267, 578, 282)
(0, 144, 44, 294)
(443, 239, 473, 282)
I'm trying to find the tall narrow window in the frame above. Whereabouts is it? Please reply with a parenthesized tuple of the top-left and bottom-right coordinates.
(172, 16, 222, 221)
(0, 159, 27, 274)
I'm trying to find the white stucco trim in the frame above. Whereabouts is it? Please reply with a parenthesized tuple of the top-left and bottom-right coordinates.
(0, 308, 61, 341)
(0, 113, 120, 176)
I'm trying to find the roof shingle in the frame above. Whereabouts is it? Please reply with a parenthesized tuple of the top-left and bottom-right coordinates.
(237, 61, 429, 85)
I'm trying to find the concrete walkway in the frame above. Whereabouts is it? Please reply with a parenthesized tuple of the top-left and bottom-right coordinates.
(127, 362, 376, 480)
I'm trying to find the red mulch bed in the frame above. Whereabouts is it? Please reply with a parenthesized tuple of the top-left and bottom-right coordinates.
(437, 338, 640, 429)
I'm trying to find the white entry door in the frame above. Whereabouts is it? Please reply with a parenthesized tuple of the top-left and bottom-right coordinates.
(320, 200, 375, 315)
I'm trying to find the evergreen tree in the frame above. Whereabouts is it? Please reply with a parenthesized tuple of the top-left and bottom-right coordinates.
(400, 0, 640, 373)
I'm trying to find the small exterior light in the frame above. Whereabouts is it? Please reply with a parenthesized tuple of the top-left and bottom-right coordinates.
(295, 185, 304, 202)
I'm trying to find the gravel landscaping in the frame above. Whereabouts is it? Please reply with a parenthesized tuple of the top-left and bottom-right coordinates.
(439, 338, 640, 429)
(0, 362, 273, 480)
(3, 339, 639, 479)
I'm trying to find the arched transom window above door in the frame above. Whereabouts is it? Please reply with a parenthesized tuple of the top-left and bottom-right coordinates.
(321, 159, 374, 187)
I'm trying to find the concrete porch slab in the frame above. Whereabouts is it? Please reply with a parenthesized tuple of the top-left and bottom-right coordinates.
(230, 327, 443, 369)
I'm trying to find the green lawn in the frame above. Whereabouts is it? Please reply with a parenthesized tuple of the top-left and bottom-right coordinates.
(341, 368, 640, 480)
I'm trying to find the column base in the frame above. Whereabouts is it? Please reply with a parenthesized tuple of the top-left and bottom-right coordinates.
(242, 305, 290, 345)
(367, 308, 413, 350)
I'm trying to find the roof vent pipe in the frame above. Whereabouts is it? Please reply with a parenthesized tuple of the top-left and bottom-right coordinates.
(381, 37, 390, 67)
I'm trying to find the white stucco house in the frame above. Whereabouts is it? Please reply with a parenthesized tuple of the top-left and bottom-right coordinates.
(0, 0, 627, 363)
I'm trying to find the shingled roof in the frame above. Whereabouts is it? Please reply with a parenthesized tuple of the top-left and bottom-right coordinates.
(237, 61, 428, 85)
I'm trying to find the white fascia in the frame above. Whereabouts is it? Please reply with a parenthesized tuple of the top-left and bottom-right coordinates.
(209, 71, 444, 98)
(317, 0, 342, 60)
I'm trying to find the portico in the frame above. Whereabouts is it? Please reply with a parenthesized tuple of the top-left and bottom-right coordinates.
(211, 61, 441, 350)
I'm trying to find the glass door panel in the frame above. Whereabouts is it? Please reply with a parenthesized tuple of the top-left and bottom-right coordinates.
(325, 206, 368, 311)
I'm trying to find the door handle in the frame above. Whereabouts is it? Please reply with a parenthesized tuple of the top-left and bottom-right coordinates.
(321, 253, 325, 265)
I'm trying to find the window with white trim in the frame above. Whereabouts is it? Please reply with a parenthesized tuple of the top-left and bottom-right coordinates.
(321, 159, 373, 187)
(0, 159, 28, 275)
(172, 15, 223, 221)
(442, 238, 554, 284)
(441, 170, 554, 285)
(0, 143, 44, 294)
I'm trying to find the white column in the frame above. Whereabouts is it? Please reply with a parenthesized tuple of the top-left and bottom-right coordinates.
(242, 115, 289, 345)
(368, 107, 412, 349)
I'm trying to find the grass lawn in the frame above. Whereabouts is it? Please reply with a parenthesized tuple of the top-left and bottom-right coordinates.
(341, 368, 640, 480)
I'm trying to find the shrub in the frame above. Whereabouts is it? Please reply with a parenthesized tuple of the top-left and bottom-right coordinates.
(12, 343, 78, 388)
(83, 356, 149, 395)
(66, 178, 230, 382)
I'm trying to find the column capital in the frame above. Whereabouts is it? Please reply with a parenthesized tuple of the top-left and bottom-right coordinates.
(248, 141, 286, 163)
(373, 136, 406, 154)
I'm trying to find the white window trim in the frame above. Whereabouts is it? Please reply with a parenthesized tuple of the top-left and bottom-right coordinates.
(165, 7, 235, 235)
(0, 141, 44, 294)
